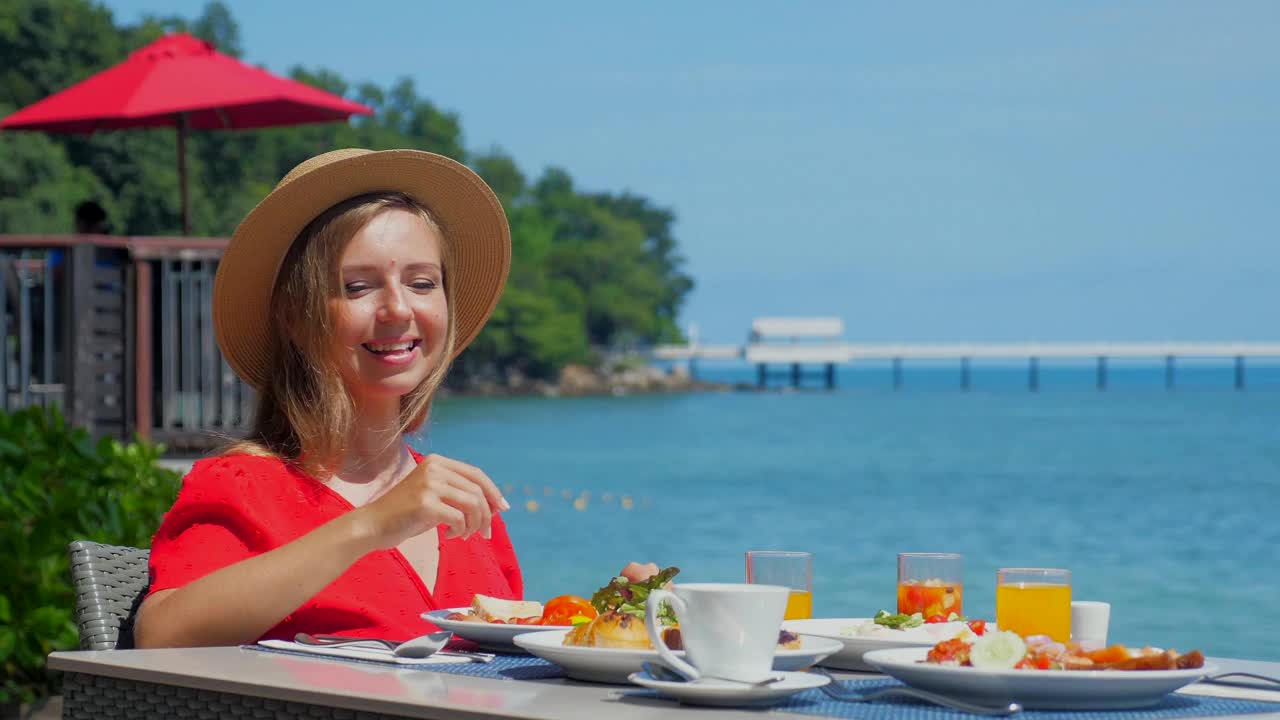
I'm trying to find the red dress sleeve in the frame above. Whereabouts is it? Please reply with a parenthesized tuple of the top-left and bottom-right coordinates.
(146, 456, 274, 595)
(487, 512, 524, 599)
(404, 448, 526, 600)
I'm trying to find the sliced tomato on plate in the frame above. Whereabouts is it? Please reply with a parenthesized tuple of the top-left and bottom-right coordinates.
(540, 595, 598, 626)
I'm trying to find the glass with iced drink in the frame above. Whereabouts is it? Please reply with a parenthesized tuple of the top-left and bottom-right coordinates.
(897, 553, 963, 619)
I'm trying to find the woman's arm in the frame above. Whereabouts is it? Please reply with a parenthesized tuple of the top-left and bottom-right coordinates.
(134, 510, 380, 648)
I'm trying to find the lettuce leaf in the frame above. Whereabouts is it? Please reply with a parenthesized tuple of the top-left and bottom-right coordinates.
(590, 566, 681, 623)
(873, 609, 925, 629)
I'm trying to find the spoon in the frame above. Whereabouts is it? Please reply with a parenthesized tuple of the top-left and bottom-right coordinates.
(294, 631, 456, 659)
(641, 661, 787, 688)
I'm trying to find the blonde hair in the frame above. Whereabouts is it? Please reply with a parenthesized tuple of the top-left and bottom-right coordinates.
(225, 192, 457, 476)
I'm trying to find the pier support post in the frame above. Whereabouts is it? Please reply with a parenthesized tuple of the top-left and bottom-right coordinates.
(1096, 356, 1107, 391)
(757, 364, 766, 389)
(791, 363, 801, 388)
(960, 357, 971, 391)
(1165, 355, 1175, 390)
(825, 363, 835, 389)
(892, 357, 903, 390)
(1029, 357, 1039, 392)
(1235, 355, 1245, 390)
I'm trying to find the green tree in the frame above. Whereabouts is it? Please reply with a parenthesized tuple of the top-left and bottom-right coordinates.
(473, 148, 527, 208)
(190, 1, 241, 57)
(0, 0, 124, 110)
(0, 122, 107, 233)
(591, 192, 693, 341)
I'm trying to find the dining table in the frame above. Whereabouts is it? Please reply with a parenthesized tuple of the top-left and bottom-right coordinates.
(47, 646, 1280, 720)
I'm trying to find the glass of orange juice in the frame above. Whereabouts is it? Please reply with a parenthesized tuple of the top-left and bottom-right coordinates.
(897, 553, 963, 619)
(746, 551, 813, 619)
(996, 568, 1072, 642)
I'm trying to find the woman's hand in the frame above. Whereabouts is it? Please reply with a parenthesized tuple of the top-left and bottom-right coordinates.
(357, 453, 509, 548)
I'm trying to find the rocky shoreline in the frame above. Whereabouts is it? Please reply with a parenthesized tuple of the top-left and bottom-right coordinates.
(442, 363, 729, 398)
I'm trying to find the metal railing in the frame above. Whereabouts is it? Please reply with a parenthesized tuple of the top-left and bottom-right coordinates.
(1, 234, 253, 449)
(152, 254, 255, 447)
(0, 251, 64, 411)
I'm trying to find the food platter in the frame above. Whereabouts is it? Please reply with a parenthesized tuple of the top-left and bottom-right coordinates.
(423, 608, 562, 652)
(863, 647, 1216, 710)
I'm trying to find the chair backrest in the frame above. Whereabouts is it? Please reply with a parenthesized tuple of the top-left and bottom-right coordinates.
(67, 540, 150, 650)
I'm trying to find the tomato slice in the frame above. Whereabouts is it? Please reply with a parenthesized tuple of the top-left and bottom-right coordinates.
(540, 595, 598, 626)
(925, 614, 948, 624)
(967, 619, 987, 635)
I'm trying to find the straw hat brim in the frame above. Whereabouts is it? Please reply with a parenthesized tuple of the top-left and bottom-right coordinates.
(213, 148, 511, 390)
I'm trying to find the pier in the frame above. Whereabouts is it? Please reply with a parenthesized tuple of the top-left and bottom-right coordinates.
(653, 317, 1280, 390)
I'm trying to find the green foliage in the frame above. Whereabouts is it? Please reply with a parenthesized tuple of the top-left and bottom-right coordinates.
(0, 124, 106, 233)
(0, 407, 180, 705)
(0, 0, 694, 384)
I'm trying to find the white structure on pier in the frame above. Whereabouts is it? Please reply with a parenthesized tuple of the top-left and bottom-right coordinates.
(656, 317, 849, 388)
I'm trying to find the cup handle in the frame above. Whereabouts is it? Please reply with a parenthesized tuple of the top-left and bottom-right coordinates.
(646, 588, 699, 681)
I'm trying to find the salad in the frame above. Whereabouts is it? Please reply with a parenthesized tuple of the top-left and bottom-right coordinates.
(590, 565, 680, 625)
(842, 609, 988, 639)
(926, 631, 1206, 671)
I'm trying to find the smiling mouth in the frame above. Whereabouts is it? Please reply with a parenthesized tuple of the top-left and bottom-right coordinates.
(362, 339, 422, 355)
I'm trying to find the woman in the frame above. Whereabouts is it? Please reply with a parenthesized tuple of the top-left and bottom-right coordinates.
(136, 148, 612, 648)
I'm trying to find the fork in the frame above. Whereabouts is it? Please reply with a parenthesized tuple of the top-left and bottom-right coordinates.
(811, 668, 1023, 716)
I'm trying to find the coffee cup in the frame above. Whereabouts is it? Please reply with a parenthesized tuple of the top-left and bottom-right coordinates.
(645, 582, 789, 683)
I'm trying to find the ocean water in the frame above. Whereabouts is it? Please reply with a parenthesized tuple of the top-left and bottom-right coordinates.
(414, 362, 1280, 661)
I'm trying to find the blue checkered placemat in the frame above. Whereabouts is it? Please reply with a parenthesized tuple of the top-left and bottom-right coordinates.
(679, 676, 1280, 720)
(243, 645, 565, 681)
(247, 647, 1280, 718)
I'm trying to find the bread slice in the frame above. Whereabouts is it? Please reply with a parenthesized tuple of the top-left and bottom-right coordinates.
(470, 594, 543, 622)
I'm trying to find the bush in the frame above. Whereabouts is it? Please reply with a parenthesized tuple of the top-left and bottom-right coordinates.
(0, 407, 180, 705)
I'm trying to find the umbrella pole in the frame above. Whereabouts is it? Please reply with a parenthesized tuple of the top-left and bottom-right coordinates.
(176, 112, 190, 235)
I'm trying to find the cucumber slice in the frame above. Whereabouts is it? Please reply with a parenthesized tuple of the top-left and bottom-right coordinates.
(969, 630, 1028, 670)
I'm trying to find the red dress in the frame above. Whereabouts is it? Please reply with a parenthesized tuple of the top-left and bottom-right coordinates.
(147, 452, 523, 642)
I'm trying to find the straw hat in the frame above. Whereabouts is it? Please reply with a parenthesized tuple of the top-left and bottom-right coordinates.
(213, 148, 511, 390)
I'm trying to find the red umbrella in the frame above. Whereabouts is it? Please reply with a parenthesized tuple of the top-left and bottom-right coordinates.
(0, 33, 373, 234)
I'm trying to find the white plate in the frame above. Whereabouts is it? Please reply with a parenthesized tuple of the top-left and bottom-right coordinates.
(864, 647, 1217, 710)
(422, 608, 569, 652)
(783, 617, 977, 671)
(513, 628, 843, 684)
(628, 670, 829, 707)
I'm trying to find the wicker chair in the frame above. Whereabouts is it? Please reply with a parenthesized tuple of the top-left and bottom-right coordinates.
(67, 541, 150, 650)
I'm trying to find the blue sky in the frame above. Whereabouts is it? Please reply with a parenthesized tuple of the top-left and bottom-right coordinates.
(104, 1, 1280, 344)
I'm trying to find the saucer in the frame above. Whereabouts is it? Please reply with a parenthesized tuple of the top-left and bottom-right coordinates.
(627, 670, 830, 707)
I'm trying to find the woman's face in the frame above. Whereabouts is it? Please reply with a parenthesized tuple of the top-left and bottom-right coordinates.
(330, 209, 448, 405)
